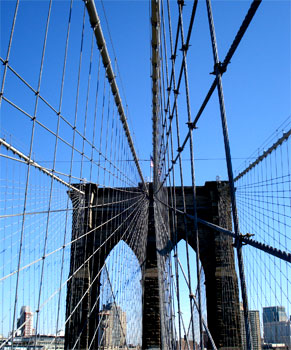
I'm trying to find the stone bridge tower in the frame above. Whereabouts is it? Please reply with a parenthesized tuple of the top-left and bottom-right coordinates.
(65, 181, 242, 350)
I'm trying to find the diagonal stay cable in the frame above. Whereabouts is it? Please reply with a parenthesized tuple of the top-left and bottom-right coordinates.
(68, 201, 146, 349)
(0, 0, 19, 107)
(0, 69, 139, 188)
(83, 0, 146, 189)
(157, 0, 262, 192)
(0, 195, 146, 283)
(177, 258, 218, 350)
(234, 127, 291, 181)
(0, 200, 146, 350)
(155, 195, 291, 263)
(0, 194, 143, 219)
(69, 197, 148, 348)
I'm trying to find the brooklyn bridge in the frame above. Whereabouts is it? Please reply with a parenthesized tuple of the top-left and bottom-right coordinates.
(0, 0, 290, 349)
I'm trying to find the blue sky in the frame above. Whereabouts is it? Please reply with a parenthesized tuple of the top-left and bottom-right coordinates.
(93, 0, 291, 185)
(1, 0, 290, 186)
(73, 1, 290, 184)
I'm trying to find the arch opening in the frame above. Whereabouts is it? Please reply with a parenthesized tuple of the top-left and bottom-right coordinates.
(98, 240, 142, 348)
(169, 239, 208, 348)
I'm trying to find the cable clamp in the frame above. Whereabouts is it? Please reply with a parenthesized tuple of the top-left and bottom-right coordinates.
(170, 54, 176, 61)
(177, 0, 185, 6)
(233, 232, 254, 247)
(91, 21, 97, 30)
(151, 19, 158, 27)
(240, 232, 254, 245)
(210, 61, 227, 75)
(3, 60, 8, 66)
(173, 89, 179, 95)
(177, 146, 183, 153)
(244, 232, 255, 238)
(189, 293, 194, 299)
(180, 44, 190, 52)
(186, 122, 197, 130)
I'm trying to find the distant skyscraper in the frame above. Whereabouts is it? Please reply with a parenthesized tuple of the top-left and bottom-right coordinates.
(98, 303, 127, 347)
(16, 306, 33, 337)
(264, 307, 288, 323)
(263, 306, 291, 347)
(240, 304, 261, 350)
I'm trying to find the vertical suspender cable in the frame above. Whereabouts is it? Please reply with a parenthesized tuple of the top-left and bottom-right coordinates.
(176, 1, 203, 347)
(151, 0, 161, 191)
(205, 1, 252, 349)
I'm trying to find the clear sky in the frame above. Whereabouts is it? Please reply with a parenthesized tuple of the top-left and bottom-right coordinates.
(1, 0, 290, 185)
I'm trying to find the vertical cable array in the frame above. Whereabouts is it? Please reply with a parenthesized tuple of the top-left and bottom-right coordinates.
(0, 0, 147, 348)
(205, 0, 252, 348)
(234, 117, 291, 350)
(149, 0, 288, 349)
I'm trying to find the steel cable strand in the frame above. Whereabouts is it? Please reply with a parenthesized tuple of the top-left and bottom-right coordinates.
(0, 194, 145, 283)
(0, 199, 147, 350)
(158, 0, 198, 176)
(70, 201, 147, 349)
(0, 87, 138, 187)
(158, 0, 262, 191)
(177, 0, 204, 345)
(10, 0, 53, 345)
(61, 198, 147, 331)
(0, 0, 19, 107)
(51, 2, 75, 341)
